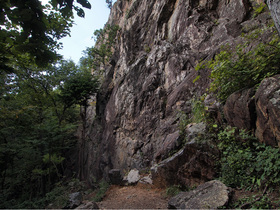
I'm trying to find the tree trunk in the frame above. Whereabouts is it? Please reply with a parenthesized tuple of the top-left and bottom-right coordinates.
(78, 105, 87, 180)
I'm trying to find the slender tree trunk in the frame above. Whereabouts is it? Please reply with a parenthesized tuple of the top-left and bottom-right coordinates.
(79, 104, 87, 180)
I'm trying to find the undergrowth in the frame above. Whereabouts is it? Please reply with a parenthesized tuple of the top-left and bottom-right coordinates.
(92, 180, 109, 202)
(195, 22, 280, 103)
(165, 185, 181, 197)
(217, 126, 280, 190)
(230, 194, 273, 209)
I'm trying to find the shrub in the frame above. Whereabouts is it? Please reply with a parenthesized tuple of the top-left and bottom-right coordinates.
(191, 97, 208, 123)
(218, 126, 280, 189)
(253, 2, 267, 17)
(92, 180, 109, 202)
(166, 185, 181, 196)
(196, 31, 280, 103)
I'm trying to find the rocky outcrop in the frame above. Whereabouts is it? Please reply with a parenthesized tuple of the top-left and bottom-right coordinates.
(224, 88, 256, 131)
(223, 74, 280, 147)
(151, 123, 218, 188)
(81, 0, 277, 186)
(255, 75, 280, 147)
(108, 169, 123, 185)
(168, 180, 231, 209)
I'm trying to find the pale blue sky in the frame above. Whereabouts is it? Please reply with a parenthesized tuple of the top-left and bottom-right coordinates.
(41, 0, 115, 64)
(58, 0, 113, 64)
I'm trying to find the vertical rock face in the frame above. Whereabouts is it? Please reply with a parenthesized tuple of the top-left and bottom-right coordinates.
(255, 75, 280, 147)
(82, 0, 274, 182)
(223, 88, 256, 131)
(267, 0, 280, 35)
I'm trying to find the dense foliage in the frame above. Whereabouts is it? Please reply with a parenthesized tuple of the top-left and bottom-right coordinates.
(0, 0, 113, 73)
(0, 0, 93, 73)
(196, 28, 280, 102)
(0, 59, 100, 208)
(218, 127, 280, 190)
(0, 1, 115, 207)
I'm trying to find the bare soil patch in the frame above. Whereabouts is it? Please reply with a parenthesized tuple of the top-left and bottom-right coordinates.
(97, 183, 169, 209)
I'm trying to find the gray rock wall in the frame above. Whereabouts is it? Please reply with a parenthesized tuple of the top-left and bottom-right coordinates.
(81, 0, 275, 183)
(267, 0, 280, 35)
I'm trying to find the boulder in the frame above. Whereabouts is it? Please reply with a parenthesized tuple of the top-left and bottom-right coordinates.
(76, 201, 99, 209)
(151, 123, 218, 188)
(255, 75, 280, 147)
(108, 169, 123, 185)
(224, 88, 256, 131)
(139, 175, 153, 185)
(125, 169, 140, 184)
(217, 0, 249, 23)
(66, 192, 83, 209)
(168, 180, 231, 209)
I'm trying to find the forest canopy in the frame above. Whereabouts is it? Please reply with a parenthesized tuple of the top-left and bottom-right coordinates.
(0, 0, 109, 208)
(0, 0, 94, 73)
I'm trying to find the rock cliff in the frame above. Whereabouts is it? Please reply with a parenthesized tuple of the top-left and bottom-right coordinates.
(81, 0, 277, 185)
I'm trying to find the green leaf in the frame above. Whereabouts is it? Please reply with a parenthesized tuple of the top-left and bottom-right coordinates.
(192, 75, 200, 83)
(77, 0, 91, 9)
(74, 6, 85, 17)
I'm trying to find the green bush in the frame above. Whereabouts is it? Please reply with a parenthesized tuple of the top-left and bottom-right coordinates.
(166, 185, 181, 196)
(196, 32, 280, 103)
(92, 180, 109, 202)
(253, 2, 267, 17)
(231, 194, 273, 209)
(218, 127, 280, 189)
(45, 184, 69, 208)
(191, 98, 208, 123)
(177, 97, 208, 133)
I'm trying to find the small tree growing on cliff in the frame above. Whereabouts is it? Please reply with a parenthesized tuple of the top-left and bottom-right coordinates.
(195, 28, 280, 103)
(80, 24, 120, 74)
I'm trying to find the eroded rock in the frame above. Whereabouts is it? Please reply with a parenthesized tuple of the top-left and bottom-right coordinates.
(267, 0, 280, 35)
(66, 192, 83, 209)
(224, 88, 256, 131)
(125, 169, 140, 184)
(108, 169, 123, 185)
(151, 123, 218, 188)
(81, 0, 275, 185)
(168, 180, 231, 209)
(139, 175, 153, 185)
(255, 74, 280, 147)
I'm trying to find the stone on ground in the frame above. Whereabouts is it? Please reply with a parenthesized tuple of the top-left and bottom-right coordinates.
(108, 169, 123, 185)
(168, 180, 231, 209)
(125, 169, 140, 184)
(66, 192, 83, 209)
(139, 175, 153, 184)
(76, 201, 99, 209)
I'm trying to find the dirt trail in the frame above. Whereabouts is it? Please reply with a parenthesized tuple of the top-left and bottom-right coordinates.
(97, 183, 169, 209)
